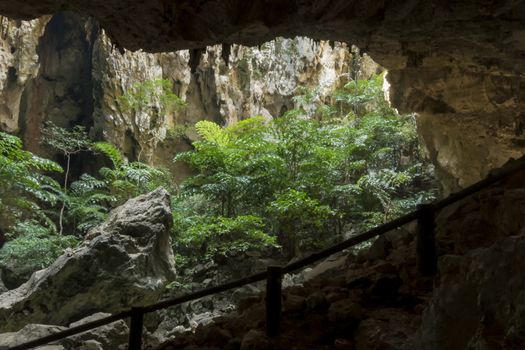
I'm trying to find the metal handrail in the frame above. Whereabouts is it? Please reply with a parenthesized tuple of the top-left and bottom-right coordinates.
(8, 157, 525, 350)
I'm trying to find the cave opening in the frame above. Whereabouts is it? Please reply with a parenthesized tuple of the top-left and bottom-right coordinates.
(0, 19, 439, 289)
(0, 3, 524, 347)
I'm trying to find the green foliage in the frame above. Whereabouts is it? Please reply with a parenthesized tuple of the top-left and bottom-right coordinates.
(167, 124, 193, 141)
(0, 131, 62, 233)
(41, 122, 92, 158)
(0, 221, 78, 275)
(118, 79, 186, 117)
(92, 142, 123, 168)
(1, 70, 437, 281)
(173, 212, 276, 265)
(94, 142, 171, 200)
(99, 161, 172, 206)
(67, 174, 114, 233)
(174, 73, 436, 258)
(268, 189, 333, 256)
(65, 142, 173, 234)
(195, 120, 231, 147)
(333, 73, 386, 114)
(268, 189, 333, 228)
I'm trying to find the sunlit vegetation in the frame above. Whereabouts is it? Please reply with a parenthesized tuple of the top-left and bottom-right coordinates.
(172, 73, 435, 264)
(0, 73, 436, 280)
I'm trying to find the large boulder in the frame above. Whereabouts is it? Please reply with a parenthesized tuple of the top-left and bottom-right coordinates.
(0, 188, 176, 332)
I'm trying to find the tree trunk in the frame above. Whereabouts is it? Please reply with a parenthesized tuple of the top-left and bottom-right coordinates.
(280, 221, 297, 259)
(58, 154, 71, 235)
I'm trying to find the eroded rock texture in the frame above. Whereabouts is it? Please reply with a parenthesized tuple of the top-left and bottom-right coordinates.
(91, 35, 370, 174)
(0, 188, 176, 333)
(416, 165, 525, 349)
(0, 16, 49, 133)
(3, 0, 523, 192)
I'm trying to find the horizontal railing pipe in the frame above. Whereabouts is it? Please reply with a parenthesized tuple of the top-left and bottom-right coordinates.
(142, 271, 267, 313)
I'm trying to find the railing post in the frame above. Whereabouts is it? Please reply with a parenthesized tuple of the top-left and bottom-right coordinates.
(128, 306, 144, 350)
(417, 204, 437, 276)
(266, 266, 283, 337)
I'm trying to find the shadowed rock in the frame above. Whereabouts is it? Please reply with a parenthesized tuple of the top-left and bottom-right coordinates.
(0, 188, 176, 333)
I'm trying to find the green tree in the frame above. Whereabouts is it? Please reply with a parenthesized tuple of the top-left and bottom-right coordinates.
(0, 131, 63, 242)
(93, 142, 173, 205)
(174, 74, 436, 260)
(268, 189, 332, 258)
(175, 117, 278, 217)
(41, 122, 92, 234)
(172, 213, 276, 265)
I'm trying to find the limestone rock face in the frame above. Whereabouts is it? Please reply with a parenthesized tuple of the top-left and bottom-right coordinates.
(0, 16, 49, 133)
(91, 35, 365, 173)
(394, 67, 525, 194)
(0, 188, 176, 333)
(0, 324, 66, 350)
(415, 168, 525, 349)
(16, 12, 97, 156)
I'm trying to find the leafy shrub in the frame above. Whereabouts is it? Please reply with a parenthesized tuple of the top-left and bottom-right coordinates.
(64, 142, 174, 234)
(92, 142, 173, 205)
(67, 174, 114, 233)
(173, 214, 277, 265)
(0, 221, 79, 280)
(0, 131, 62, 234)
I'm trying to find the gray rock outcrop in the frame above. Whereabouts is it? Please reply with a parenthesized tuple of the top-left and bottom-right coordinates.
(0, 188, 176, 333)
(0, 324, 66, 350)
